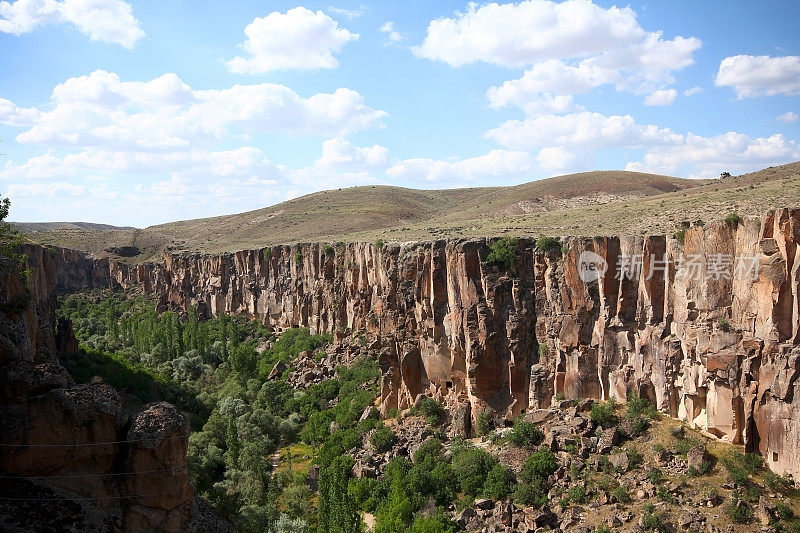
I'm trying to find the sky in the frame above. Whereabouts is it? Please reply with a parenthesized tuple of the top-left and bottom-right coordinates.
(0, 0, 799, 227)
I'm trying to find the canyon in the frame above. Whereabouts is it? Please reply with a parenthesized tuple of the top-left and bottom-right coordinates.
(34, 207, 800, 483)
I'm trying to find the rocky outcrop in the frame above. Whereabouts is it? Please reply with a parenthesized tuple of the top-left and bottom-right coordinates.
(54, 208, 800, 480)
(0, 246, 230, 532)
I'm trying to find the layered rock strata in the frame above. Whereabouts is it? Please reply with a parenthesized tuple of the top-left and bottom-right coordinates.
(52, 208, 800, 480)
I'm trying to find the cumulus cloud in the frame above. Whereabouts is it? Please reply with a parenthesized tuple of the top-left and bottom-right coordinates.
(227, 7, 358, 73)
(0, 0, 144, 48)
(716, 55, 800, 98)
(386, 149, 534, 185)
(644, 88, 677, 106)
(536, 146, 593, 173)
(683, 86, 702, 97)
(777, 111, 798, 123)
(416, 0, 699, 113)
(486, 111, 682, 151)
(625, 132, 800, 176)
(379, 21, 402, 44)
(316, 137, 389, 169)
(0, 70, 386, 150)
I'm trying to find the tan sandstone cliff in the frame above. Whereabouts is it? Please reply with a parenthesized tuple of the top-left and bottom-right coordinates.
(52, 208, 800, 481)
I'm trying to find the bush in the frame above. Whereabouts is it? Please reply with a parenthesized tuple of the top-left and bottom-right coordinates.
(486, 238, 519, 272)
(727, 499, 752, 524)
(520, 449, 558, 484)
(513, 483, 547, 507)
(567, 485, 586, 503)
(483, 463, 516, 500)
(535, 235, 559, 252)
(641, 509, 667, 531)
(776, 502, 795, 521)
(476, 411, 493, 437)
(322, 244, 334, 255)
(413, 438, 443, 464)
(725, 212, 742, 226)
(627, 448, 643, 469)
(451, 445, 497, 497)
(506, 420, 544, 447)
(718, 318, 732, 332)
(590, 401, 618, 427)
(294, 251, 303, 264)
(538, 344, 549, 358)
(417, 397, 445, 426)
(375, 239, 385, 249)
(674, 227, 686, 244)
(626, 391, 657, 420)
(611, 485, 631, 503)
(370, 425, 397, 453)
(409, 511, 458, 533)
(649, 468, 663, 485)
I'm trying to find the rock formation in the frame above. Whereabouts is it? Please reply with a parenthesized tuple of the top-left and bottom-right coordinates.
(47, 208, 800, 481)
(0, 245, 230, 532)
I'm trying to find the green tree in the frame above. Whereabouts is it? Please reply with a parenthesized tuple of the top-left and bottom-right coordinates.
(318, 456, 362, 533)
(0, 195, 26, 272)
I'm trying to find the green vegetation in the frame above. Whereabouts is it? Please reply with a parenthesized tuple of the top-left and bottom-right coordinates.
(476, 410, 493, 436)
(59, 290, 374, 532)
(673, 226, 686, 244)
(538, 343, 549, 358)
(725, 211, 742, 226)
(370, 424, 397, 453)
(0, 195, 27, 276)
(322, 244, 334, 255)
(413, 397, 445, 426)
(590, 400, 618, 427)
(535, 235, 559, 252)
(718, 318, 732, 332)
(486, 237, 519, 272)
(506, 419, 544, 447)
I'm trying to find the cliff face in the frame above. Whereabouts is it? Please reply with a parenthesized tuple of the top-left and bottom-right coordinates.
(57, 208, 800, 480)
(0, 246, 230, 532)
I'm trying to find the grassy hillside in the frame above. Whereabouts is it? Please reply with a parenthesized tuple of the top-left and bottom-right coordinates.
(25, 162, 800, 261)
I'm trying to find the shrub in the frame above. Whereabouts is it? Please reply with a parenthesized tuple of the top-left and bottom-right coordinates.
(322, 244, 334, 255)
(590, 401, 618, 427)
(513, 483, 547, 507)
(718, 318, 732, 332)
(727, 499, 752, 524)
(535, 235, 559, 252)
(776, 502, 795, 521)
(725, 212, 742, 226)
(409, 511, 459, 533)
(451, 445, 497, 496)
(611, 485, 631, 503)
(674, 227, 686, 244)
(656, 486, 675, 504)
(567, 485, 586, 504)
(649, 468, 664, 484)
(370, 425, 397, 453)
(538, 344, 549, 358)
(413, 438, 443, 464)
(506, 420, 544, 447)
(483, 463, 516, 500)
(417, 397, 445, 426)
(375, 239, 385, 249)
(520, 449, 558, 484)
(294, 252, 303, 264)
(627, 448, 643, 469)
(486, 238, 519, 272)
(626, 391, 657, 420)
(262, 248, 272, 262)
(741, 452, 765, 475)
(476, 410, 493, 437)
(641, 509, 667, 531)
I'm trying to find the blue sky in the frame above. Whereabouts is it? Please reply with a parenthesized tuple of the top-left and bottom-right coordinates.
(1, 0, 798, 227)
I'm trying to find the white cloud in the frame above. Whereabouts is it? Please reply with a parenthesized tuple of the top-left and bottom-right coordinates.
(0, 70, 386, 150)
(227, 7, 358, 73)
(327, 5, 365, 20)
(777, 111, 798, 123)
(644, 88, 677, 106)
(536, 146, 593, 173)
(683, 86, 702, 97)
(417, 0, 700, 113)
(386, 149, 534, 184)
(0, 0, 143, 48)
(486, 111, 682, 151)
(379, 21, 402, 44)
(626, 132, 800, 176)
(716, 55, 800, 98)
(316, 137, 389, 169)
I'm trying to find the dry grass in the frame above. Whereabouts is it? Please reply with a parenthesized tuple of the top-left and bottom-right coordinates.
(24, 162, 800, 262)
